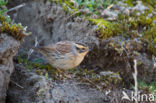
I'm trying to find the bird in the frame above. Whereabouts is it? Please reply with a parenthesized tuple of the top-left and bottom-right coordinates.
(35, 41, 89, 78)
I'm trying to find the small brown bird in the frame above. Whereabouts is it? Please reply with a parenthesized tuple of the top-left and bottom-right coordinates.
(36, 41, 89, 75)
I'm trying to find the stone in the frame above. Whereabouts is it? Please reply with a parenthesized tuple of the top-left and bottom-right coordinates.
(0, 33, 20, 103)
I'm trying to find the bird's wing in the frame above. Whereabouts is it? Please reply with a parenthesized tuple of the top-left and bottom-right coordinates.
(55, 41, 74, 55)
(37, 46, 59, 54)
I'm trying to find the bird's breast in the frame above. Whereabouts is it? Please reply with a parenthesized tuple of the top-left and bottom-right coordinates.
(46, 53, 85, 70)
(47, 53, 75, 69)
(74, 55, 84, 67)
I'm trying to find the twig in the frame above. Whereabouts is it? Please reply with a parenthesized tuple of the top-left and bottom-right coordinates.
(5, 3, 25, 15)
(133, 59, 138, 103)
(28, 37, 38, 59)
(10, 80, 24, 89)
(106, 4, 114, 10)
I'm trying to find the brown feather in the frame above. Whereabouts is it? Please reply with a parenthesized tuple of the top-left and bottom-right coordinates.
(55, 41, 74, 54)
(40, 41, 74, 55)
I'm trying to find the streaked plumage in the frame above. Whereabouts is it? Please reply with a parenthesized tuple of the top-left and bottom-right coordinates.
(36, 41, 89, 70)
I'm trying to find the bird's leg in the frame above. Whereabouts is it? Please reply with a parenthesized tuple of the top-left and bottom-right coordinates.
(56, 68, 71, 79)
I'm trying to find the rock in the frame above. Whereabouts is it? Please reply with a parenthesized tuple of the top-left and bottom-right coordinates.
(83, 37, 155, 83)
(7, 64, 54, 103)
(117, 1, 149, 15)
(8, 0, 99, 53)
(132, 1, 149, 13)
(7, 64, 137, 103)
(100, 71, 121, 79)
(7, 64, 108, 103)
(101, 9, 119, 20)
(0, 33, 20, 103)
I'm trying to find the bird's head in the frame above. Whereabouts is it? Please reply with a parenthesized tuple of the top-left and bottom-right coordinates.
(74, 43, 89, 57)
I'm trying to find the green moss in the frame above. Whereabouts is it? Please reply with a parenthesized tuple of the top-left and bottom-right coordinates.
(0, 15, 29, 41)
(51, 0, 78, 13)
(154, 38, 156, 44)
(88, 18, 122, 39)
(17, 55, 59, 78)
(17, 55, 49, 70)
(144, 26, 156, 55)
(0, 15, 5, 21)
(125, 0, 156, 7)
(0, 1, 27, 41)
(117, 10, 156, 54)
(124, 0, 135, 6)
(138, 80, 156, 100)
(142, 0, 156, 7)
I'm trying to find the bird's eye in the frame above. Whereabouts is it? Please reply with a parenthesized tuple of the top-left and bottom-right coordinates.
(75, 46, 87, 53)
(76, 46, 80, 51)
(81, 48, 85, 50)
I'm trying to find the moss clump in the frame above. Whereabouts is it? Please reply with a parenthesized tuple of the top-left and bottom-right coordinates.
(88, 18, 122, 39)
(124, 0, 136, 7)
(50, 0, 78, 13)
(88, 1, 156, 55)
(143, 26, 156, 55)
(116, 9, 156, 54)
(17, 55, 50, 70)
(138, 80, 156, 100)
(0, 15, 5, 21)
(17, 55, 60, 79)
(0, 15, 29, 41)
(141, 0, 156, 7)
(0, 0, 29, 41)
(125, 0, 156, 7)
(89, 9, 156, 54)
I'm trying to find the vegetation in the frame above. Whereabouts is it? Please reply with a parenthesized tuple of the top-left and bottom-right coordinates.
(0, 0, 8, 15)
(88, 18, 121, 38)
(75, 0, 117, 12)
(68, 69, 122, 90)
(0, 0, 29, 41)
(138, 81, 156, 100)
(138, 81, 156, 94)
